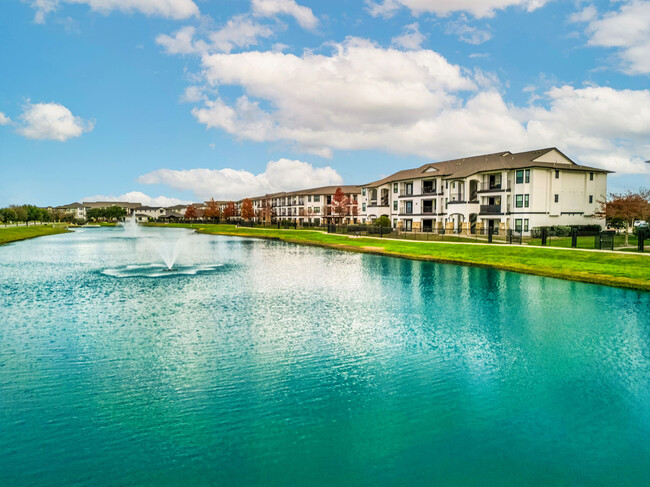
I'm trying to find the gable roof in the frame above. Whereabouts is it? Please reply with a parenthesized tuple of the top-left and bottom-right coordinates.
(364, 148, 613, 187)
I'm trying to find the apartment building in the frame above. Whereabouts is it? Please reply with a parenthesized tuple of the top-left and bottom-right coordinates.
(251, 186, 362, 225)
(360, 148, 609, 235)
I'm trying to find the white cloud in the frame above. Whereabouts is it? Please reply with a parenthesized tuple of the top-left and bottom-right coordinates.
(17, 102, 93, 141)
(445, 15, 492, 44)
(29, 0, 199, 23)
(181, 37, 650, 175)
(579, 1, 650, 75)
(366, 0, 550, 19)
(138, 159, 343, 200)
(0, 112, 11, 125)
(156, 16, 275, 55)
(392, 23, 426, 49)
(251, 0, 318, 30)
(82, 191, 192, 207)
(209, 15, 275, 53)
(568, 5, 597, 24)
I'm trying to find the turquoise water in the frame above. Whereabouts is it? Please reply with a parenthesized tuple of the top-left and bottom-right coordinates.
(1, 227, 649, 486)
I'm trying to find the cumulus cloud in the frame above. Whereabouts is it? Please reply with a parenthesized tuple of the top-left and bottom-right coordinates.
(251, 0, 318, 30)
(179, 37, 650, 175)
(156, 16, 275, 55)
(366, 0, 550, 19)
(392, 23, 426, 49)
(17, 102, 93, 141)
(82, 191, 192, 207)
(0, 112, 11, 125)
(138, 159, 343, 200)
(29, 0, 199, 23)
(576, 1, 650, 75)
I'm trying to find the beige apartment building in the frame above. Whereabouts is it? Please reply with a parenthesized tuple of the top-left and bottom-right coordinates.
(360, 148, 610, 235)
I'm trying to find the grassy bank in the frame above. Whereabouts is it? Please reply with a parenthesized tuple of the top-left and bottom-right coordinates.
(0, 224, 71, 245)
(148, 223, 650, 292)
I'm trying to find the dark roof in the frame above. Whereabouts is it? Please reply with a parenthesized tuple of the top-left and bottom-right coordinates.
(364, 148, 613, 187)
(55, 202, 83, 209)
(82, 201, 143, 208)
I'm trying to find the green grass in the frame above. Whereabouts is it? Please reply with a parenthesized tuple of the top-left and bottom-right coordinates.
(528, 234, 638, 249)
(146, 223, 650, 292)
(0, 224, 71, 245)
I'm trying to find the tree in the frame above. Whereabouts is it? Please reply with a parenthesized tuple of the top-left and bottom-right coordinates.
(184, 204, 198, 220)
(241, 198, 254, 220)
(223, 201, 236, 220)
(331, 187, 349, 221)
(0, 208, 17, 223)
(374, 215, 392, 228)
(597, 189, 650, 245)
(204, 198, 221, 221)
(11, 205, 28, 223)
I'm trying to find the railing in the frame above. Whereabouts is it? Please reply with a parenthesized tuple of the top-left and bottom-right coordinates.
(449, 194, 465, 203)
(478, 183, 510, 192)
(399, 192, 414, 197)
(422, 187, 437, 195)
(480, 204, 502, 215)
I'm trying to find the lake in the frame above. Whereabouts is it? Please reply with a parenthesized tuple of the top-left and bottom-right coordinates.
(1, 227, 649, 486)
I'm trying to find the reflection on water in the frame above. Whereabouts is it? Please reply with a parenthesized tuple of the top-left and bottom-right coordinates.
(0, 227, 649, 486)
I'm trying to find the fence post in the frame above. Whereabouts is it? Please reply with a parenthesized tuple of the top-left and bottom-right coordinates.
(541, 228, 547, 246)
(571, 228, 578, 248)
(488, 231, 493, 244)
(638, 230, 645, 252)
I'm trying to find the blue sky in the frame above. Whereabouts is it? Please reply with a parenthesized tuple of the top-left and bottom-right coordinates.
(1, 0, 649, 207)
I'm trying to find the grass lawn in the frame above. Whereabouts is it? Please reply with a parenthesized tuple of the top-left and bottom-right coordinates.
(528, 234, 637, 249)
(0, 224, 71, 245)
(148, 223, 650, 292)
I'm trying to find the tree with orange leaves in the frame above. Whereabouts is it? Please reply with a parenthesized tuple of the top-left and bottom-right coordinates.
(223, 201, 236, 220)
(204, 198, 221, 221)
(184, 204, 198, 220)
(241, 198, 254, 220)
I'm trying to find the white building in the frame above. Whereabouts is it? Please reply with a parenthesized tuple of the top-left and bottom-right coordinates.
(360, 148, 610, 235)
(252, 186, 362, 225)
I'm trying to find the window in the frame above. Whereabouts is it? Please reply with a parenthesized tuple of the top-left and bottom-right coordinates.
(524, 219, 529, 232)
(555, 170, 560, 179)
(393, 183, 398, 193)
(554, 194, 559, 203)
(405, 201, 413, 214)
(405, 182, 413, 195)
(516, 170, 524, 184)
(515, 219, 522, 232)
(404, 220, 412, 231)
(516, 194, 523, 208)
(314, 195, 320, 202)
(524, 194, 529, 208)
(590, 172, 594, 181)
(361, 203, 365, 212)
(308, 195, 312, 202)
(393, 201, 398, 211)
(362, 188, 366, 196)
(589, 195, 593, 204)
(525, 169, 530, 183)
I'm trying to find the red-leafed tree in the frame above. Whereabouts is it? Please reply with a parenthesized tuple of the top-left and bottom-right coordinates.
(223, 201, 236, 220)
(241, 198, 255, 220)
(597, 189, 650, 245)
(331, 187, 349, 220)
(184, 204, 198, 220)
(204, 198, 221, 221)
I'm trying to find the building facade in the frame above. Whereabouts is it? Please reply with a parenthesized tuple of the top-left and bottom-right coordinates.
(360, 148, 609, 235)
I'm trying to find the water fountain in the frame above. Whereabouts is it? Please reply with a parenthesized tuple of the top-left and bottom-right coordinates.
(103, 225, 223, 278)
(119, 213, 140, 238)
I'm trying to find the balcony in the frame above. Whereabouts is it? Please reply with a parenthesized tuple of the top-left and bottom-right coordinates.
(399, 192, 414, 198)
(422, 186, 437, 195)
(477, 183, 510, 193)
(480, 204, 502, 215)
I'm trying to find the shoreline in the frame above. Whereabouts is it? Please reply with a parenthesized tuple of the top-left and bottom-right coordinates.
(0, 225, 72, 246)
(147, 223, 650, 292)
